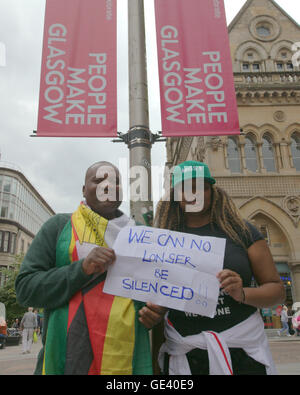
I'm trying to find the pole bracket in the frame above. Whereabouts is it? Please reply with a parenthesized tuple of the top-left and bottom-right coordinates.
(112, 127, 166, 146)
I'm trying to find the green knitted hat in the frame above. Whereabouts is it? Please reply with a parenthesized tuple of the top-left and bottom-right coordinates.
(172, 161, 216, 188)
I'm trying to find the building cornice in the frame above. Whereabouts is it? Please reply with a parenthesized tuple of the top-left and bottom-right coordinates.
(0, 219, 35, 239)
(0, 166, 55, 215)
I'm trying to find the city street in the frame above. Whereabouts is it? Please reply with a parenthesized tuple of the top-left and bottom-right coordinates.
(0, 336, 299, 375)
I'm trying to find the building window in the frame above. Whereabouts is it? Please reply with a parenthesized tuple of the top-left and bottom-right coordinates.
(242, 62, 261, 73)
(256, 25, 271, 37)
(0, 231, 18, 254)
(10, 233, 17, 254)
(291, 132, 300, 171)
(3, 232, 10, 253)
(245, 135, 259, 172)
(253, 63, 260, 71)
(262, 134, 276, 172)
(227, 137, 242, 173)
(0, 204, 8, 218)
(276, 62, 284, 71)
(276, 61, 294, 72)
(3, 177, 11, 193)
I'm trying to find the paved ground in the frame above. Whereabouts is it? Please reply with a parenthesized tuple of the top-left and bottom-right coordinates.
(0, 336, 299, 375)
(268, 336, 300, 375)
(0, 338, 41, 375)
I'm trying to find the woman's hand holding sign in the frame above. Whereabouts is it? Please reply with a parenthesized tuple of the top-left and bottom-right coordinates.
(82, 247, 116, 275)
(138, 303, 168, 329)
(217, 269, 245, 304)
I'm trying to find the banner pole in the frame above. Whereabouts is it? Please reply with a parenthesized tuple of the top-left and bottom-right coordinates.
(128, 0, 164, 375)
(128, 0, 153, 225)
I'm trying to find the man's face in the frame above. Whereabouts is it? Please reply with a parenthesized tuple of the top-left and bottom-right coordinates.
(83, 163, 122, 217)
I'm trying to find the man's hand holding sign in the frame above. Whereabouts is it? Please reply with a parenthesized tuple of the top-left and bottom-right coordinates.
(81, 244, 167, 329)
(103, 226, 226, 318)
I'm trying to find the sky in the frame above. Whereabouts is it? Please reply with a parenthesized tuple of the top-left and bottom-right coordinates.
(0, 0, 299, 217)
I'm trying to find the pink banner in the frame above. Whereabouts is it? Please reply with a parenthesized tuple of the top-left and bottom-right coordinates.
(37, 0, 117, 137)
(155, 0, 240, 137)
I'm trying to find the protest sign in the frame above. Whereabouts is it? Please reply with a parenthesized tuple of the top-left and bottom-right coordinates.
(103, 226, 226, 318)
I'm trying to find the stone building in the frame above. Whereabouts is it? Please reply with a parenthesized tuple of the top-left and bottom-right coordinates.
(165, 0, 300, 308)
(0, 162, 55, 286)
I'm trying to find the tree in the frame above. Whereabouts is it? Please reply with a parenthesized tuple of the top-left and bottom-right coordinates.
(0, 254, 27, 325)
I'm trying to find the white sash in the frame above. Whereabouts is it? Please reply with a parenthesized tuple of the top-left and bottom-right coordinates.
(158, 311, 277, 375)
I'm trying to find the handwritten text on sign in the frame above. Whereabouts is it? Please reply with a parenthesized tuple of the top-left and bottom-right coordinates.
(103, 226, 226, 317)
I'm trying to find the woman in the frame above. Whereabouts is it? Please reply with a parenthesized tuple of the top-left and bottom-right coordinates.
(278, 306, 291, 337)
(292, 310, 300, 337)
(154, 160, 285, 375)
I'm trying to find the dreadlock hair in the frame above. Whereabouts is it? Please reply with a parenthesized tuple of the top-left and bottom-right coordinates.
(154, 184, 252, 250)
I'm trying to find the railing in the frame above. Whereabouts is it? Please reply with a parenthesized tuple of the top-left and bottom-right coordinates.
(234, 72, 300, 86)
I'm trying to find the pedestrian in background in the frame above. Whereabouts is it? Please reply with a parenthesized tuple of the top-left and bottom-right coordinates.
(34, 309, 42, 336)
(20, 307, 37, 354)
(12, 318, 20, 329)
(0, 316, 7, 349)
(278, 305, 291, 337)
(292, 310, 300, 337)
(287, 306, 295, 335)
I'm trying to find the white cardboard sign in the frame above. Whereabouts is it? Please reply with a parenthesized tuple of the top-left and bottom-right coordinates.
(103, 226, 226, 318)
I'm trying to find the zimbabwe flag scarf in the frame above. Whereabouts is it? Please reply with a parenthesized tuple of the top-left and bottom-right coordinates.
(42, 203, 152, 375)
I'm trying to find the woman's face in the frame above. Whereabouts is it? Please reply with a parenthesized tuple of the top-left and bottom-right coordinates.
(177, 178, 212, 214)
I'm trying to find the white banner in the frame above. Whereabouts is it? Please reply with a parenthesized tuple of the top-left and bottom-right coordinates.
(103, 226, 226, 317)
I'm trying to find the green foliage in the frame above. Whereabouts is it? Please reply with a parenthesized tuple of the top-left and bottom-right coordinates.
(0, 254, 27, 325)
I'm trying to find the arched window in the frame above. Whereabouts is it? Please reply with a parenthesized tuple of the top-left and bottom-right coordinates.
(274, 48, 294, 72)
(241, 48, 262, 73)
(291, 132, 300, 171)
(262, 134, 276, 172)
(227, 137, 241, 173)
(245, 135, 258, 172)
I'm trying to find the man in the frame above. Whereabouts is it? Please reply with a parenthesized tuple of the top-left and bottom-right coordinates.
(15, 161, 165, 375)
(20, 307, 37, 354)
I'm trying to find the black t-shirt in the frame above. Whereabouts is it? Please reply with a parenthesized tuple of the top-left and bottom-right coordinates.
(168, 221, 264, 336)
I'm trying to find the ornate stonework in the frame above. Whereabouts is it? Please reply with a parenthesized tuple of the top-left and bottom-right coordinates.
(249, 15, 281, 42)
(273, 110, 286, 122)
(282, 196, 300, 225)
(164, 0, 300, 304)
